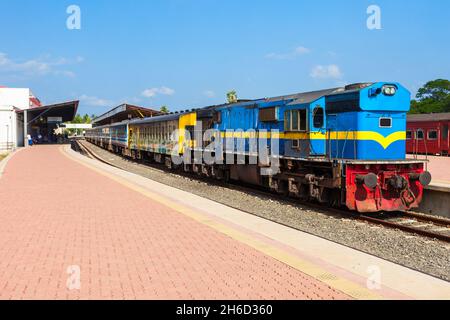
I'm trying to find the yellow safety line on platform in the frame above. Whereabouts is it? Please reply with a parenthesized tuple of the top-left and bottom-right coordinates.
(60, 145, 383, 300)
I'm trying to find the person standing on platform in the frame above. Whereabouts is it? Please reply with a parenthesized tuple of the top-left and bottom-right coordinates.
(27, 134, 33, 146)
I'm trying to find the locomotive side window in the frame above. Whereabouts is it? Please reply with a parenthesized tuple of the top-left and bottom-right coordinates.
(292, 111, 299, 130)
(313, 107, 324, 128)
(285, 110, 307, 131)
(417, 129, 424, 140)
(406, 130, 412, 140)
(299, 110, 307, 131)
(427, 130, 438, 140)
(379, 117, 392, 128)
(284, 111, 291, 131)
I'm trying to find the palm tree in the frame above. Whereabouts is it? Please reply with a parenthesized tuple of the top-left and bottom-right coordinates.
(227, 90, 237, 103)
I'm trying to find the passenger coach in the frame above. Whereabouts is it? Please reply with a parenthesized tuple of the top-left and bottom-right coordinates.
(407, 113, 450, 156)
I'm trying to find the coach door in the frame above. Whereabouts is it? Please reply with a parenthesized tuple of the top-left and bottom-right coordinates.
(441, 123, 449, 155)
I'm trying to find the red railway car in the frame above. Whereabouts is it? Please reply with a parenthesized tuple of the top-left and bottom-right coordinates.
(407, 113, 450, 156)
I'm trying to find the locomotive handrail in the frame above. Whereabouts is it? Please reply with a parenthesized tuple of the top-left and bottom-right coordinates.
(341, 130, 351, 159)
(423, 131, 429, 171)
(327, 129, 332, 160)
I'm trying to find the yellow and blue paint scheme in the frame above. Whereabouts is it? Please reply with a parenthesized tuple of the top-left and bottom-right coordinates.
(212, 82, 410, 160)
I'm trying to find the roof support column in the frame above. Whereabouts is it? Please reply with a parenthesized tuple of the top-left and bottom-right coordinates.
(24, 109, 28, 148)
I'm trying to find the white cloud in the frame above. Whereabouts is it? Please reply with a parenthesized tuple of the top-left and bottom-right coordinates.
(0, 52, 83, 78)
(310, 64, 342, 79)
(79, 94, 112, 107)
(203, 90, 215, 98)
(265, 46, 311, 60)
(142, 86, 175, 98)
(294, 46, 310, 54)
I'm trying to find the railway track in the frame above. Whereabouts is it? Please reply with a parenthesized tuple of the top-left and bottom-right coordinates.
(74, 139, 450, 243)
(75, 139, 122, 169)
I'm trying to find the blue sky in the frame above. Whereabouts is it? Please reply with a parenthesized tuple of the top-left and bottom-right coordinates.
(0, 0, 449, 116)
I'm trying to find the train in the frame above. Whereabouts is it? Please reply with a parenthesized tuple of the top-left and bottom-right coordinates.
(407, 113, 450, 156)
(86, 82, 432, 213)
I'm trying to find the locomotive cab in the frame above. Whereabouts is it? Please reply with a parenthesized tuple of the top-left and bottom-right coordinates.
(283, 96, 329, 158)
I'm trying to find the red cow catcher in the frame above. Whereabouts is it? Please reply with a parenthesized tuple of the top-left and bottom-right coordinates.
(345, 162, 431, 212)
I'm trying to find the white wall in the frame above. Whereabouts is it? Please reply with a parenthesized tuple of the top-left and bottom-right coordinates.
(0, 88, 30, 111)
(0, 88, 31, 150)
(0, 106, 15, 150)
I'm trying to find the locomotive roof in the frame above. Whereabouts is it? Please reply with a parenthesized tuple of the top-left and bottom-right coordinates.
(285, 88, 342, 105)
(268, 83, 374, 105)
(99, 83, 385, 127)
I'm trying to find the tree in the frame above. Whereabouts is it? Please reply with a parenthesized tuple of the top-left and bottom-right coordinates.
(416, 79, 450, 102)
(227, 90, 237, 104)
(72, 114, 83, 124)
(70, 114, 93, 124)
(160, 106, 169, 113)
(82, 114, 91, 124)
(410, 79, 450, 114)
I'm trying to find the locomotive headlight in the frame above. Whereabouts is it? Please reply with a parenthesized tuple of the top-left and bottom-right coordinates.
(383, 85, 397, 96)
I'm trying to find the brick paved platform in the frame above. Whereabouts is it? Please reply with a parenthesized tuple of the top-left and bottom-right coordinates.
(0, 145, 352, 300)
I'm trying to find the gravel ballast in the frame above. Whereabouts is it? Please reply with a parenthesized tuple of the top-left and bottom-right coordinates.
(79, 142, 450, 282)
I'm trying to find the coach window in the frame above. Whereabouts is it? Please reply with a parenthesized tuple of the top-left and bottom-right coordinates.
(428, 130, 438, 140)
(406, 130, 412, 140)
(417, 129, 424, 140)
(313, 107, 324, 128)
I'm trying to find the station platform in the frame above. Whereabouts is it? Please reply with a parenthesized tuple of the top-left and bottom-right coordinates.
(407, 155, 450, 216)
(0, 145, 449, 300)
(408, 155, 450, 185)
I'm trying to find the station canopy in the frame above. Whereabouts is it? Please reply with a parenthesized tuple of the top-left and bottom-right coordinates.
(18, 100, 79, 123)
(92, 104, 162, 127)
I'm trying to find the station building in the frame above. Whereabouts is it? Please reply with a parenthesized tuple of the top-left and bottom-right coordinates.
(0, 86, 78, 151)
